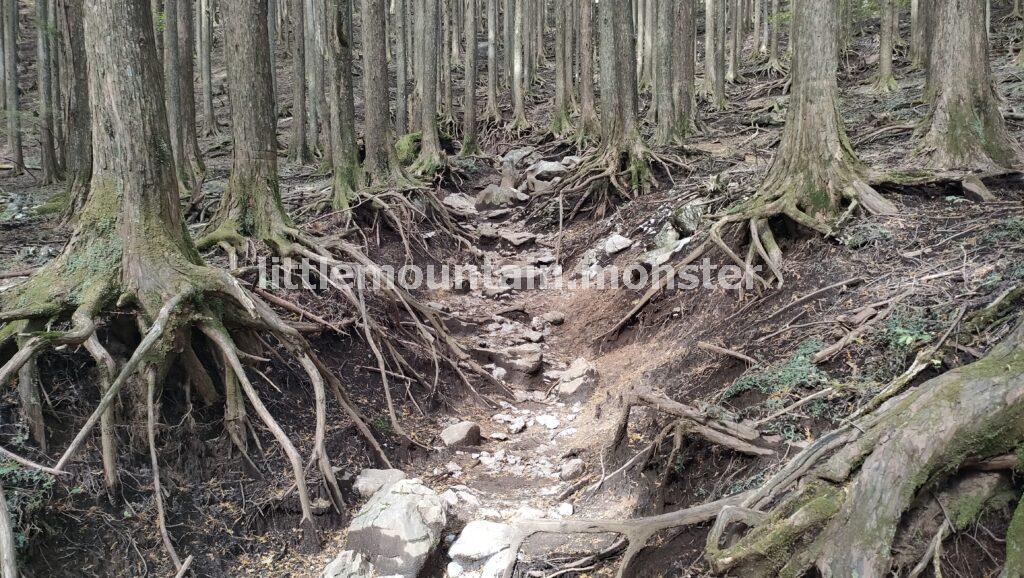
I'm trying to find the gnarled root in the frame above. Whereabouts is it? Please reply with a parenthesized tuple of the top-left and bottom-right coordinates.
(704, 318, 1024, 577)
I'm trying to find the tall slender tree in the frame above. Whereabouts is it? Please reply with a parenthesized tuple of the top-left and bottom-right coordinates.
(411, 0, 445, 173)
(704, 0, 727, 108)
(4, 0, 22, 173)
(56, 0, 91, 216)
(461, 0, 480, 153)
(36, 0, 59, 182)
(290, 0, 312, 163)
(362, 0, 407, 180)
(484, 0, 501, 121)
(873, 0, 897, 92)
(576, 0, 598, 139)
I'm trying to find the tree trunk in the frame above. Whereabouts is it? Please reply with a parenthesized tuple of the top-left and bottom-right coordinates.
(726, 0, 739, 82)
(673, 0, 696, 137)
(484, 0, 500, 120)
(395, 0, 409, 134)
(766, 0, 783, 72)
(327, 0, 359, 209)
(290, 0, 311, 163)
(164, 0, 191, 196)
(551, 0, 571, 134)
(0, 482, 15, 578)
(362, 0, 405, 180)
(873, 0, 896, 92)
(412, 0, 444, 172)
(56, 0, 91, 216)
(178, 0, 206, 189)
(510, 0, 528, 128)
(441, 0, 454, 120)
(503, 0, 513, 86)
(577, 0, 597, 136)
(461, 0, 479, 153)
(917, 0, 1020, 171)
(752, 0, 894, 232)
(199, 0, 218, 135)
(704, 0, 726, 108)
(203, 0, 294, 248)
(36, 0, 59, 183)
(4, 0, 22, 173)
(654, 0, 674, 144)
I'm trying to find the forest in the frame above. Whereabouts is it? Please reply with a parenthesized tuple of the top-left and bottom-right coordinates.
(0, 0, 1023, 576)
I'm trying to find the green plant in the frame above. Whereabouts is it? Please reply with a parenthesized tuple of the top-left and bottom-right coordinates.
(984, 218, 1024, 242)
(0, 460, 56, 551)
(725, 340, 828, 399)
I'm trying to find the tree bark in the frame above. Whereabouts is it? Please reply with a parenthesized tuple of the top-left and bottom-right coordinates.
(199, 0, 218, 135)
(0, 482, 15, 578)
(510, 0, 528, 128)
(327, 0, 360, 209)
(164, 0, 190, 194)
(395, 0, 409, 134)
(551, 0, 571, 135)
(917, 0, 1020, 171)
(362, 0, 405, 181)
(203, 0, 294, 249)
(484, 0, 500, 121)
(4, 0, 22, 173)
(577, 0, 597, 136)
(726, 0, 742, 83)
(412, 0, 444, 172)
(672, 0, 696, 136)
(654, 0, 675, 144)
(178, 0, 206, 189)
(36, 0, 60, 182)
(461, 0, 480, 153)
(704, 0, 726, 108)
(56, 0, 91, 215)
(290, 0, 312, 163)
(873, 0, 897, 92)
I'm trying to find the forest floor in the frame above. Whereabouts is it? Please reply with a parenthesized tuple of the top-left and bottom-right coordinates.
(2, 6, 1024, 578)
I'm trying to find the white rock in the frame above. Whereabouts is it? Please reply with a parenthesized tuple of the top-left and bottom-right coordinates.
(441, 422, 482, 447)
(353, 468, 407, 498)
(345, 479, 447, 577)
(604, 234, 634, 255)
(321, 549, 374, 578)
(449, 520, 514, 564)
(559, 458, 585, 481)
(480, 549, 514, 578)
(507, 417, 527, 434)
(557, 502, 574, 517)
(489, 432, 509, 441)
(443, 193, 479, 214)
(535, 415, 561, 430)
(557, 358, 598, 397)
(447, 560, 466, 577)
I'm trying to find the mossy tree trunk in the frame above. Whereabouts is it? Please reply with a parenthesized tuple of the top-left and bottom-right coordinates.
(412, 0, 444, 173)
(201, 0, 294, 252)
(327, 0, 360, 208)
(749, 0, 894, 234)
(916, 0, 1021, 172)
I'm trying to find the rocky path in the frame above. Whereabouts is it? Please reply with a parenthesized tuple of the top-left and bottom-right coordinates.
(322, 152, 608, 578)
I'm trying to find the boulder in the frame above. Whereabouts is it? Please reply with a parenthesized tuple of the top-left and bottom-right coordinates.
(670, 201, 705, 236)
(556, 358, 598, 397)
(354, 469, 407, 499)
(502, 146, 536, 167)
(604, 234, 634, 255)
(495, 343, 543, 374)
(476, 184, 526, 209)
(559, 458, 585, 481)
(345, 479, 448, 578)
(441, 422, 482, 447)
(526, 160, 568, 180)
(443, 193, 479, 215)
(449, 520, 514, 564)
(541, 311, 565, 326)
(497, 231, 537, 247)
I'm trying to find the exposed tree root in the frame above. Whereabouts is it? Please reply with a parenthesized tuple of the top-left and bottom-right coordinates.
(531, 141, 689, 221)
(703, 318, 1024, 577)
